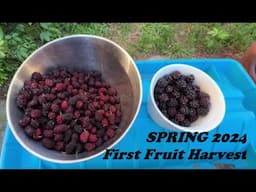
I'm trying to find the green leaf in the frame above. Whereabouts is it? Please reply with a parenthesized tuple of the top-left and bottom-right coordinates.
(0, 40, 4, 46)
(40, 23, 51, 29)
(0, 27, 3, 40)
(40, 31, 51, 42)
(207, 28, 218, 37)
(218, 31, 229, 40)
(0, 50, 5, 59)
(16, 24, 25, 32)
(207, 40, 215, 48)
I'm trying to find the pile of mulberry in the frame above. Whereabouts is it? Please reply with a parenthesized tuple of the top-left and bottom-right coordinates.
(154, 70, 211, 127)
(16, 69, 122, 154)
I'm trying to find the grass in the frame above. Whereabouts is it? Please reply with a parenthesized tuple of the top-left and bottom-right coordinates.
(1, 22, 256, 88)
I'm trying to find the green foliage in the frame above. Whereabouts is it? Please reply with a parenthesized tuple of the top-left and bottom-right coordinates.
(136, 23, 175, 54)
(206, 27, 230, 50)
(39, 23, 62, 42)
(1, 22, 256, 88)
(0, 23, 110, 87)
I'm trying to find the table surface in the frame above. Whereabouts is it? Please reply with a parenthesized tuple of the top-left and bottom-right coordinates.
(1, 59, 256, 169)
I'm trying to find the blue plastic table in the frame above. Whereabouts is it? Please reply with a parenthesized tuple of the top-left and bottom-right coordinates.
(1, 59, 256, 169)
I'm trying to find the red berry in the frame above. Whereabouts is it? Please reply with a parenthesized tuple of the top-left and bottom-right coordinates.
(101, 118, 109, 127)
(106, 128, 115, 138)
(109, 96, 116, 104)
(99, 95, 109, 102)
(56, 83, 64, 91)
(116, 110, 122, 117)
(88, 134, 97, 143)
(108, 114, 116, 125)
(74, 111, 80, 119)
(33, 128, 42, 140)
(108, 87, 117, 96)
(80, 131, 89, 143)
(85, 110, 92, 117)
(61, 100, 69, 111)
(104, 111, 111, 118)
(99, 100, 104, 106)
(48, 112, 56, 120)
(76, 100, 83, 109)
(98, 87, 107, 94)
(51, 103, 60, 112)
(109, 105, 117, 113)
(45, 79, 54, 87)
(84, 143, 96, 152)
(56, 115, 63, 124)
(30, 109, 41, 119)
(90, 127, 97, 134)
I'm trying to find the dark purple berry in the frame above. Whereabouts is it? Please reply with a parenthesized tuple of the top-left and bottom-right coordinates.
(43, 130, 54, 138)
(30, 109, 41, 119)
(197, 107, 210, 116)
(65, 142, 76, 154)
(167, 98, 178, 107)
(24, 126, 35, 137)
(42, 138, 54, 149)
(53, 124, 68, 133)
(19, 116, 30, 127)
(175, 113, 185, 122)
(31, 72, 43, 81)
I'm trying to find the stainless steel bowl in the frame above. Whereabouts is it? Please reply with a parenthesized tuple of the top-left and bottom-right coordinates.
(6, 35, 142, 164)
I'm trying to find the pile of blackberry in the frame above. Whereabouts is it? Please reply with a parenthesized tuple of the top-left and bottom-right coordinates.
(16, 69, 122, 154)
(154, 71, 211, 127)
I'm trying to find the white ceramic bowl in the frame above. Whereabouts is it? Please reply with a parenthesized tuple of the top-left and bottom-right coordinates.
(147, 64, 226, 133)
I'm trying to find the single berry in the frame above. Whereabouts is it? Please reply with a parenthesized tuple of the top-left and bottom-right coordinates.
(55, 141, 65, 151)
(80, 131, 89, 143)
(30, 109, 41, 119)
(101, 118, 109, 127)
(33, 128, 42, 140)
(56, 115, 63, 124)
(76, 100, 83, 109)
(19, 116, 31, 127)
(167, 98, 178, 107)
(65, 142, 76, 154)
(24, 126, 35, 138)
(48, 112, 56, 120)
(84, 143, 96, 152)
(88, 134, 97, 143)
(31, 72, 43, 81)
(51, 103, 60, 112)
(55, 83, 64, 91)
(43, 130, 54, 138)
(45, 79, 54, 87)
(54, 134, 63, 142)
(53, 124, 68, 133)
(42, 138, 55, 149)
(106, 128, 115, 138)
